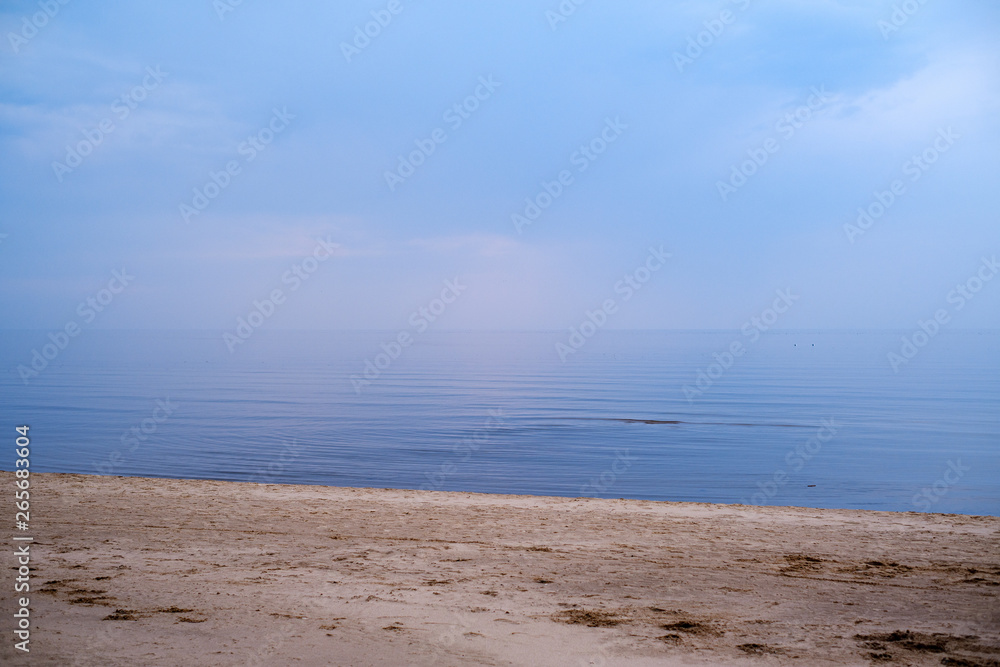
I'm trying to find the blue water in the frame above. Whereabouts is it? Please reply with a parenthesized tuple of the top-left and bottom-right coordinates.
(1, 330, 997, 515)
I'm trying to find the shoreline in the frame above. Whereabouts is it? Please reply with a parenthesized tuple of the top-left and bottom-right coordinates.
(3, 472, 998, 665)
(17, 469, 998, 519)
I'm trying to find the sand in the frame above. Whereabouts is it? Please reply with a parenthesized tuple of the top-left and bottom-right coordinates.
(2, 472, 998, 666)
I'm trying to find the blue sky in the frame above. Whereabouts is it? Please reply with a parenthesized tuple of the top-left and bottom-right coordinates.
(1, 0, 998, 330)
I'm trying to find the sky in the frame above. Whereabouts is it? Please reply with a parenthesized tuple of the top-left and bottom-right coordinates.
(1, 0, 999, 331)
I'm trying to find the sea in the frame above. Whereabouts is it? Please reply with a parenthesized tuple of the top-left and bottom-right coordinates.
(1, 330, 997, 516)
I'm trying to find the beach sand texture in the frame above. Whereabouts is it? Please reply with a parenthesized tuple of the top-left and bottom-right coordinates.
(2, 472, 998, 666)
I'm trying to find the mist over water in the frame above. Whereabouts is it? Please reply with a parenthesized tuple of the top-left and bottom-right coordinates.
(1, 330, 997, 516)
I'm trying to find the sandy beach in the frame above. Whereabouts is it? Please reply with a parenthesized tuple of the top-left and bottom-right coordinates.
(2, 472, 998, 666)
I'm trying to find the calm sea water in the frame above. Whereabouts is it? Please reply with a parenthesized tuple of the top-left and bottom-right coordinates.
(1, 330, 997, 515)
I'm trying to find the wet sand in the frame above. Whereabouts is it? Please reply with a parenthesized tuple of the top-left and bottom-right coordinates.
(2, 472, 998, 666)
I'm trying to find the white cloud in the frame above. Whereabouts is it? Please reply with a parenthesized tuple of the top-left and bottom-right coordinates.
(817, 48, 1000, 147)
